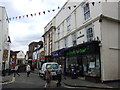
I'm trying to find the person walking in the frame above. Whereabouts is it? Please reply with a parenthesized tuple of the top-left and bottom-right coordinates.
(56, 65, 63, 87)
(44, 65, 52, 88)
(26, 64, 31, 77)
(14, 64, 20, 77)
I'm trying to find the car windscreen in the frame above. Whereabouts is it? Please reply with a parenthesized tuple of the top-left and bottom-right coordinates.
(46, 64, 58, 69)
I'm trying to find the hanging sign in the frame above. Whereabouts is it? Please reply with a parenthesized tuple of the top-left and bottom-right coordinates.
(2, 49, 9, 61)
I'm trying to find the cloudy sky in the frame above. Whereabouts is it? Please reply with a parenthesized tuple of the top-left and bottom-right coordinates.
(0, 0, 67, 53)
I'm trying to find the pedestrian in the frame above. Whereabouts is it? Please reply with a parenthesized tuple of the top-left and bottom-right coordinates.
(14, 64, 20, 77)
(26, 64, 31, 77)
(56, 65, 63, 87)
(44, 65, 52, 88)
(71, 66, 77, 79)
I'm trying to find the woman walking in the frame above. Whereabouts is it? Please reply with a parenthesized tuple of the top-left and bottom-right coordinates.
(44, 65, 52, 88)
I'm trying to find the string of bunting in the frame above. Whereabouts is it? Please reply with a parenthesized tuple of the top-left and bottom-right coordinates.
(6, 1, 104, 22)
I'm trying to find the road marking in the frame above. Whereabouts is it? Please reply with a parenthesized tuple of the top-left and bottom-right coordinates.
(0, 76, 15, 85)
(51, 80, 79, 88)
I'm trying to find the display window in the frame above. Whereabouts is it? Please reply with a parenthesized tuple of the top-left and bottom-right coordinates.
(82, 54, 100, 77)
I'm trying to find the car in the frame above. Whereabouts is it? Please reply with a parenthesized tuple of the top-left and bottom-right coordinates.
(39, 62, 59, 79)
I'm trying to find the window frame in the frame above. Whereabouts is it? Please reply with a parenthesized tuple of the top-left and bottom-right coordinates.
(83, 3, 90, 20)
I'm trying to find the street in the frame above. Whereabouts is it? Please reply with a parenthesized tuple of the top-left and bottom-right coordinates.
(1, 72, 113, 90)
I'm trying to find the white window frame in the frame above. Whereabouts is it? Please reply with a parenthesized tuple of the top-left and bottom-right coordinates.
(66, 15, 71, 31)
(57, 26, 60, 39)
(86, 24, 94, 42)
(83, 3, 90, 20)
(72, 33, 77, 46)
(64, 37, 68, 48)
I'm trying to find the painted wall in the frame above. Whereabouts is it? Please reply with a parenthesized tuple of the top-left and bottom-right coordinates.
(0, 6, 10, 70)
(100, 18, 120, 81)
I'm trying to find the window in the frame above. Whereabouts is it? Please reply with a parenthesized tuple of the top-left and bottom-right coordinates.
(72, 33, 77, 46)
(57, 26, 60, 39)
(83, 3, 90, 20)
(82, 54, 100, 77)
(86, 24, 94, 42)
(66, 16, 71, 31)
(64, 37, 68, 48)
(56, 41, 60, 50)
(58, 41, 60, 50)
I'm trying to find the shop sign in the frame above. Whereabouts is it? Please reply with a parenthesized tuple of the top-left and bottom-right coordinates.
(32, 60, 37, 62)
(2, 49, 8, 61)
(66, 47, 90, 56)
(40, 51, 45, 62)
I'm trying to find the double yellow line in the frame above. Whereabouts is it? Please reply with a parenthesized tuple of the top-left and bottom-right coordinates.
(0, 76, 15, 85)
(51, 80, 78, 88)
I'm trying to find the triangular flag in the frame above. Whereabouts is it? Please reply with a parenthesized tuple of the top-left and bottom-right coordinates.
(74, 5, 76, 8)
(86, 3, 89, 7)
(19, 16, 21, 19)
(92, 2, 95, 6)
(26, 15, 28, 18)
(39, 12, 41, 15)
(6, 18, 8, 21)
(43, 11, 45, 14)
(48, 10, 50, 12)
(52, 9, 55, 12)
(68, 6, 71, 10)
(31, 14, 33, 17)
(9, 18, 11, 21)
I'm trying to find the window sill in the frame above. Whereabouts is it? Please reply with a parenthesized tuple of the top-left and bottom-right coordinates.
(83, 18, 92, 24)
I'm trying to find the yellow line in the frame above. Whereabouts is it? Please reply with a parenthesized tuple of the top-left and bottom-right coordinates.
(0, 76, 15, 85)
(51, 80, 78, 88)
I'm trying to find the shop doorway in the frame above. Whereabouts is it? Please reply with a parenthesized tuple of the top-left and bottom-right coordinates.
(77, 56, 84, 77)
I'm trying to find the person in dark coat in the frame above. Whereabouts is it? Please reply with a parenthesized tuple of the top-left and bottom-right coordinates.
(56, 65, 63, 87)
(71, 66, 77, 79)
(14, 65, 20, 77)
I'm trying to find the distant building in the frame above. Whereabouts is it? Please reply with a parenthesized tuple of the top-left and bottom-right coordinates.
(43, 1, 120, 82)
(28, 41, 43, 68)
(10, 50, 25, 69)
(0, 6, 11, 71)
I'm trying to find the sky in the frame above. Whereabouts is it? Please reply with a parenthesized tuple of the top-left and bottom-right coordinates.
(0, 0, 68, 53)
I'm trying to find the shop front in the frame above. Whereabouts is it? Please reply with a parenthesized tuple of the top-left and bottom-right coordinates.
(51, 48, 65, 72)
(65, 41, 101, 82)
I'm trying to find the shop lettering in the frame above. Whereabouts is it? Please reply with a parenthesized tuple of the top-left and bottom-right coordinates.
(66, 48, 89, 55)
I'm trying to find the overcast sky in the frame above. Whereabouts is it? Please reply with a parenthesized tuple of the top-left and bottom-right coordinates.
(0, 0, 67, 53)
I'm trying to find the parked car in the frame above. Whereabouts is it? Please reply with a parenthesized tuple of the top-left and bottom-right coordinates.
(39, 62, 59, 79)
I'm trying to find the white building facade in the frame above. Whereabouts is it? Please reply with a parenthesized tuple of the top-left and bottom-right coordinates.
(43, 0, 120, 82)
(0, 6, 11, 71)
(16, 51, 25, 65)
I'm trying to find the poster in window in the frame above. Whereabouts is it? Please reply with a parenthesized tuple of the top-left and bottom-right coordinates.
(89, 62, 95, 68)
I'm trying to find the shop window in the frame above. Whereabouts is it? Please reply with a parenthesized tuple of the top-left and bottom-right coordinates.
(82, 54, 100, 77)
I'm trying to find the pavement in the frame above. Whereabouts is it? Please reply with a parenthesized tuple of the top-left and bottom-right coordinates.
(0, 69, 119, 89)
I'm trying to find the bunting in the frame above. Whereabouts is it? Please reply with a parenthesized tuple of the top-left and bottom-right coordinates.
(6, 2, 103, 22)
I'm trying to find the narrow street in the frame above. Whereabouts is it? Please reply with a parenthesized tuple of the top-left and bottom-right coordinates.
(2, 72, 112, 90)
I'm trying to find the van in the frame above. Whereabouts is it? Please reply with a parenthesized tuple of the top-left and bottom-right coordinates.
(39, 62, 59, 79)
